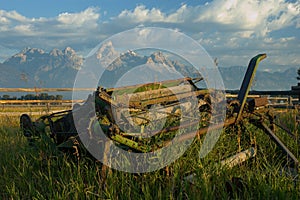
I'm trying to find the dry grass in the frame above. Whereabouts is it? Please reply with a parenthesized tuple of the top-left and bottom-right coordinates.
(0, 107, 299, 199)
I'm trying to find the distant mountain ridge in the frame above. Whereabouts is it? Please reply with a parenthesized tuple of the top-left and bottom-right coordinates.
(1, 46, 82, 88)
(0, 43, 298, 92)
(219, 66, 298, 90)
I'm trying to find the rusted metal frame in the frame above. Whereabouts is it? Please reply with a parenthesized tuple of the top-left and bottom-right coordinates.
(106, 77, 195, 93)
(137, 89, 208, 108)
(131, 119, 201, 137)
(220, 147, 257, 168)
(110, 134, 150, 152)
(118, 84, 195, 103)
(120, 112, 224, 139)
(48, 109, 72, 117)
(236, 54, 267, 121)
(259, 122, 299, 166)
(98, 91, 119, 108)
(273, 121, 297, 140)
(120, 101, 199, 125)
(269, 105, 295, 109)
(119, 101, 221, 138)
(115, 114, 231, 152)
(112, 87, 208, 108)
(113, 117, 234, 153)
(124, 107, 180, 119)
(291, 86, 300, 90)
(163, 117, 237, 145)
(253, 112, 297, 140)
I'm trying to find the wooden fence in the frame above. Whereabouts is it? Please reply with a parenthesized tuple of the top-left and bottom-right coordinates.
(0, 88, 94, 92)
(0, 100, 85, 107)
(0, 88, 299, 107)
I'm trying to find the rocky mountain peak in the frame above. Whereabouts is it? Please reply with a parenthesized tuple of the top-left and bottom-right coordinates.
(150, 51, 168, 63)
(146, 57, 154, 64)
(63, 47, 76, 56)
(4, 47, 45, 64)
(96, 40, 118, 60)
(50, 48, 63, 57)
(20, 47, 45, 55)
(2, 46, 83, 72)
(127, 50, 137, 56)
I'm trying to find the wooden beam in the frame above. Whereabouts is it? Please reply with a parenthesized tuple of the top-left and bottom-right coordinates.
(0, 99, 84, 104)
(0, 88, 95, 92)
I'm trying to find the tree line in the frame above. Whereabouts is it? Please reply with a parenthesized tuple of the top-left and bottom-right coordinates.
(0, 93, 63, 100)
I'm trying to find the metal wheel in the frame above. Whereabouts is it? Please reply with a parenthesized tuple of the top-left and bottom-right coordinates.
(20, 114, 33, 137)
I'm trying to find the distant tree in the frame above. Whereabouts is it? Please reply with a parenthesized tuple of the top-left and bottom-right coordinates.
(39, 93, 48, 100)
(24, 94, 36, 100)
(48, 95, 55, 100)
(56, 95, 63, 100)
(2, 95, 10, 100)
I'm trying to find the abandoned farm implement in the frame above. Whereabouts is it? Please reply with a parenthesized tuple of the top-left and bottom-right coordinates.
(19, 54, 299, 172)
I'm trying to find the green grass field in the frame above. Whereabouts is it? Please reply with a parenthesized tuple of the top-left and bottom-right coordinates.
(0, 107, 299, 199)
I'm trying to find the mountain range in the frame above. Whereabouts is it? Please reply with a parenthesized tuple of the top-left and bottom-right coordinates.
(0, 42, 298, 96)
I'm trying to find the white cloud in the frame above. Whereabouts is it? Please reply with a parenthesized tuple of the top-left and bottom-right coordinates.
(111, 1, 299, 38)
(57, 7, 100, 26)
(14, 24, 34, 34)
(0, 1, 299, 70)
(117, 5, 166, 23)
(195, 0, 300, 36)
(0, 7, 102, 55)
(0, 16, 9, 24)
(0, 10, 29, 22)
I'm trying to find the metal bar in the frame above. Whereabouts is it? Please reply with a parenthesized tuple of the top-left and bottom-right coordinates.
(117, 84, 195, 103)
(139, 89, 208, 107)
(106, 77, 195, 93)
(291, 86, 300, 90)
(226, 90, 300, 96)
(269, 105, 295, 109)
(220, 147, 257, 168)
(185, 147, 257, 184)
(273, 122, 297, 140)
(164, 117, 236, 145)
(110, 134, 150, 152)
(225, 94, 261, 98)
(236, 54, 267, 121)
(261, 122, 299, 166)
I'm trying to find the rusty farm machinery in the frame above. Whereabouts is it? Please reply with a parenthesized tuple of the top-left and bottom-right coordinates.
(20, 54, 299, 172)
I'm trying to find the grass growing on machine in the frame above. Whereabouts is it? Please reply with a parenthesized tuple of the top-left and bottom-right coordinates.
(0, 113, 299, 199)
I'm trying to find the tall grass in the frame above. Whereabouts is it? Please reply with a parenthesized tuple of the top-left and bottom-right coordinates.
(0, 110, 299, 199)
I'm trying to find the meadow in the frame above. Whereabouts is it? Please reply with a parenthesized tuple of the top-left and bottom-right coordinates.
(0, 106, 299, 199)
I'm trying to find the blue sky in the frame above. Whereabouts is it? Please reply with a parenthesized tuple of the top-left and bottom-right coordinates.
(0, 0, 299, 71)
(0, 0, 205, 18)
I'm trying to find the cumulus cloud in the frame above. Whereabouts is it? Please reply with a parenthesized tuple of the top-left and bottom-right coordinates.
(0, 10, 29, 23)
(112, 0, 299, 37)
(117, 5, 166, 23)
(0, 1, 299, 70)
(107, 0, 299, 69)
(57, 7, 100, 27)
(0, 7, 101, 53)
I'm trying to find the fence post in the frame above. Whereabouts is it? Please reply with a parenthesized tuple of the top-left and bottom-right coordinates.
(288, 96, 293, 106)
(298, 83, 300, 102)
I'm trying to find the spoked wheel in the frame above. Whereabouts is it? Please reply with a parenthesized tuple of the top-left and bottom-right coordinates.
(20, 114, 34, 137)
